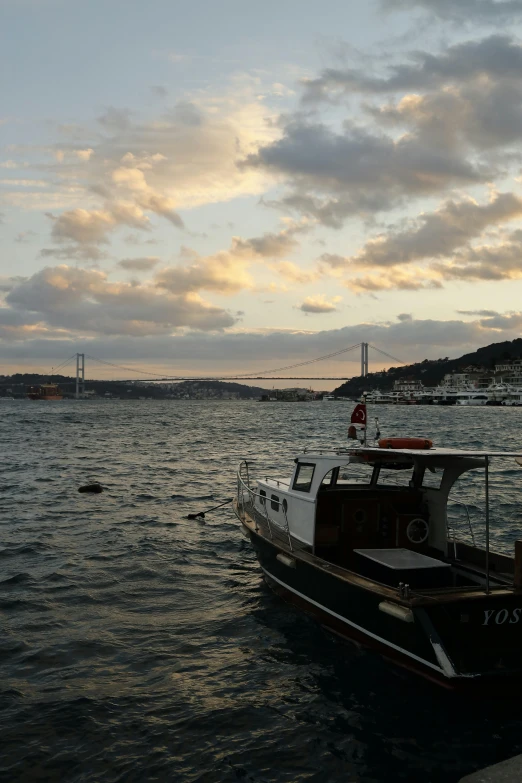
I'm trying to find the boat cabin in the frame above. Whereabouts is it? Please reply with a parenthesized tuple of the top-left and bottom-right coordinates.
(251, 447, 515, 591)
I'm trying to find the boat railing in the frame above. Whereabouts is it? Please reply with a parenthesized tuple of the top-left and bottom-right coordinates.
(302, 445, 352, 454)
(447, 499, 477, 548)
(302, 445, 383, 455)
(262, 475, 290, 488)
(237, 460, 293, 551)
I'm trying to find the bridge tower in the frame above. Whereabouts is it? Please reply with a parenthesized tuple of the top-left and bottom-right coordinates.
(75, 353, 85, 399)
(360, 342, 369, 377)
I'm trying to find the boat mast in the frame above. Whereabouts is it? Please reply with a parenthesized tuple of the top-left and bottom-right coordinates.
(363, 391, 367, 446)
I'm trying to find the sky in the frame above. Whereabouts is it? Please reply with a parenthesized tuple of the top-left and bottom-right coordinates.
(2, 0, 522, 386)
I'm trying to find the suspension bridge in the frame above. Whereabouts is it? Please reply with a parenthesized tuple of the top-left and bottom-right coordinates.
(2, 343, 405, 398)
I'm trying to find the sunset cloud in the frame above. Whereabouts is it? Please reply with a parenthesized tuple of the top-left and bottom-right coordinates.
(3, 265, 235, 337)
(344, 192, 522, 268)
(4, 2, 522, 376)
(117, 257, 160, 271)
(301, 35, 522, 100)
(298, 295, 341, 313)
(245, 119, 485, 225)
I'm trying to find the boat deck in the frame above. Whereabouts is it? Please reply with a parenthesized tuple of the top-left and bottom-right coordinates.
(235, 500, 515, 606)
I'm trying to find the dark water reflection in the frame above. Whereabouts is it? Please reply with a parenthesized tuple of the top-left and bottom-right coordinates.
(1, 400, 522, 782)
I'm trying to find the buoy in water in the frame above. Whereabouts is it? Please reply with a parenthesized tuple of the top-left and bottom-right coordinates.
(78, 483, 103, 493)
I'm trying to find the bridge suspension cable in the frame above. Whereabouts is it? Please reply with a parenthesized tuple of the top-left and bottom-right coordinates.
(368, 344, 405, 366)
(222, 343, 362, 379)
(47, 353, 78, 376)
(85, 343, 363, 381)
(85, 355, 171, 378)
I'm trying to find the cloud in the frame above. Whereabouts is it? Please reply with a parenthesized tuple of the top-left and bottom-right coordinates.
(50, 208, 125, 245)
(298, 295, 341, 313)
(476, 311, 522, 329)
(434, 230, 522, 281)
(117, 257, 160, 271)
(382, 0, 522, 24)
(2, 313, 522, 374)
(0, 160, 23, 169)
(45, 204, 154, 258)
(371, 80, 522, 151)
(40, 245, 110, 263)
(110, 164, 184, 227)
(151, 85, 168, 98)
(301, 35, 522, 100)
(97, 107, 133, 131)
(457, 309, 500, 316)
(124, 233, 160, 246)
(346, 266, 444, 292)
(245, 120, 485, 225)
(233, 229, 300, 258)
(274, 261, 319, 284)
(342, 192, 522, 268)
(0, 178, 47, 187)
(5, 79, 279, 259)
(4, 265, 235, 338)
(333, 225, 522, 291)
(314, 191, 522, 292)
(155, 224, 308, 296)
(155, 245, 253, 295)
(87, 88, 276, 212)
(15, 231, 37, 243)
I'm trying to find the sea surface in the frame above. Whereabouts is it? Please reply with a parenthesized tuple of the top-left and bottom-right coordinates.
(2, 400, 522, 783)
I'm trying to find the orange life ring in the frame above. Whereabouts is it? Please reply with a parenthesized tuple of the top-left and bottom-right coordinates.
(378, 437, 433, 450)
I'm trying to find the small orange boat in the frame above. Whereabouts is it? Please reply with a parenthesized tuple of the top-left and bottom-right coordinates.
(27, 383, 63, 401)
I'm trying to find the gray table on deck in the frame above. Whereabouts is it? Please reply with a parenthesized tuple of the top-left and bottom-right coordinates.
(353, 548, 451, 572)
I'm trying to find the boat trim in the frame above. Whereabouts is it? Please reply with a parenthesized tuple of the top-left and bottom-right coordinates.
(261, 566, 447, 676)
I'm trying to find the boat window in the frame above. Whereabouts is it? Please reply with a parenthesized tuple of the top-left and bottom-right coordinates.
(337, 462, 374, 485)
(319, 468, 337, 489)
(421, 466, 443, 491)
(293, 463, 315, 492)
(259, 489, 266, 506)
(270, 494, 280, 511)
(282, 499, 288, 514)
(376, 464, 414, 488)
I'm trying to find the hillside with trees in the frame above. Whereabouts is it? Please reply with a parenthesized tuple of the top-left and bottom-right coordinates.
(333, 338, 522, 398)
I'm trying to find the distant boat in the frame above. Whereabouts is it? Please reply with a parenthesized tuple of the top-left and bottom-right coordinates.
(27, 383, 63, 401)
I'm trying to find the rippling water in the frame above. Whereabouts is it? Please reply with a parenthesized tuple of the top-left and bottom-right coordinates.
(2, 400, 522, 782)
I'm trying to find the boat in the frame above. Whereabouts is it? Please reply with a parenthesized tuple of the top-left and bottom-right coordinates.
(456, 392, 489, 406)
(27, 383, 63, 401)
(234, 411, 522, 689)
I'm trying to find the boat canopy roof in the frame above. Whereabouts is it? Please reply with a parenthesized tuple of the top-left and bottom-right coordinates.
(355, 447, 522, 459)
(301, 446, 522, 461)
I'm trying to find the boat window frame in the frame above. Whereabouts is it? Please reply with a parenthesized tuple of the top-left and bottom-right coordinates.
(418, 464, 444, 491)
(292, 462, 316, 492)
(270, 493, 280, 511)
(319, 466, 339, 490)
(337, 462, 378, 486)
(259, 489, 266, 506)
